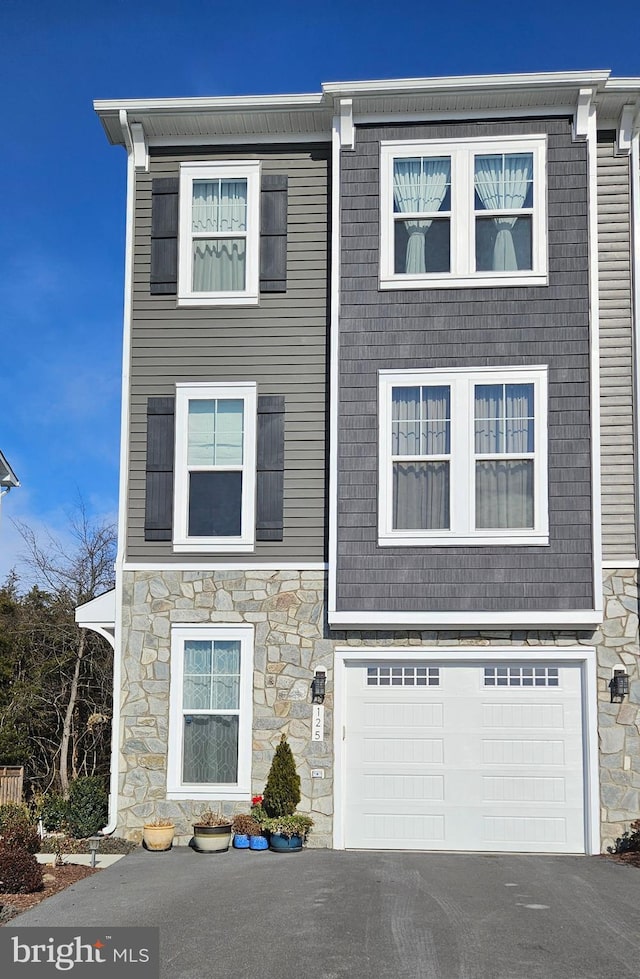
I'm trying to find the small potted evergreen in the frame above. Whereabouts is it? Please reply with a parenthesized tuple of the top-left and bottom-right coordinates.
(191, 809, 232, 853)
(261, 734, 313, 852)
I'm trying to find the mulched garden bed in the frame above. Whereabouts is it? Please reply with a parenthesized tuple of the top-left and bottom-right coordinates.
(607, 851, 640, 868)
(0, 863, 100, 924)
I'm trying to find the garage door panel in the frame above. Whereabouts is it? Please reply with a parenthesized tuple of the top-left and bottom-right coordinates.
(361, 736, 444, 765)
(363, 701, 444, 727)
(482, 775, 566, 803)
(362, 773, 445, 802)
(345, 661, 586, 853)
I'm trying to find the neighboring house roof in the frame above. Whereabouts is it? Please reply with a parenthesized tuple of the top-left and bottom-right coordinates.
(0, 451, 19, 489)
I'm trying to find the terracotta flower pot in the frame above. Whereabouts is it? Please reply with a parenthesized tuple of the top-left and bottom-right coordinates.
(142, 823, 175, 851)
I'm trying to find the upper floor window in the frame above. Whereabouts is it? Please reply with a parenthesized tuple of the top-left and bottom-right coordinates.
(173, 382, 257, 552)
(178, 162, 260, 306)
(380, 136, 547, 289)
(378, 366, 549, 546)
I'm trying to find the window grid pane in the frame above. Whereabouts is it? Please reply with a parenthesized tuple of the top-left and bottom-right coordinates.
(484, 666, 559, 687)
(367, 665, 440, 686)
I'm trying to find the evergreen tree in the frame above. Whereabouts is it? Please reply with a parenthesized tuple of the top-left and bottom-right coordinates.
(262, 734, 301, 817)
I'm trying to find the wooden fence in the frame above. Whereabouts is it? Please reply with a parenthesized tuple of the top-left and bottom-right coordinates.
(0, 766, 24, 804)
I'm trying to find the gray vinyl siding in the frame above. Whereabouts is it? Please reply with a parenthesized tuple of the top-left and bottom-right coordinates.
(127, 146, 329, 563)
(597, 134, 637, 561)
(337, 117, 594, 613)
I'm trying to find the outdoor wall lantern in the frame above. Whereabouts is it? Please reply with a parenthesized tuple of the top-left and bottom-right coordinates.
(87, 835, 101, 868)
(311, 670, 327, 704)
(610, 669, 630, 703)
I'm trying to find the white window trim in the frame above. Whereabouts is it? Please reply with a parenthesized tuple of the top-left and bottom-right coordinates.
(167, 623, 254, 801)
(178, 161, 260, 306)
(378, 365, 549, 547)
(173, 381, 257, 553)
(380, 134, 548, 289)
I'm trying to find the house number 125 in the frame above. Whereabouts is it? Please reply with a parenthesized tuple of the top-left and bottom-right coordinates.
(312, 705, 325, 742)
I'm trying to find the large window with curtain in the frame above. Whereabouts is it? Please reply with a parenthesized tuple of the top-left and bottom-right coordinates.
(380, 135, 547, 289)
(173, 381, 257, 552)
(178, 161, 260, 305)
(379, 366, 548, 546)
(167, 624, 254, 799)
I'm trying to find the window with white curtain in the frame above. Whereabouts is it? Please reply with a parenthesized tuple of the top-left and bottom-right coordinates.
(379, 366, 548, 546)
(178, 161, 260, 305)
(380, 135, 547, 289)
(167, 624, 254, 799)
(173, 382, 257, 552)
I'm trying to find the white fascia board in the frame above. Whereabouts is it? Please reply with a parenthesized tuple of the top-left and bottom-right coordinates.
(0, 451, 19, 488)
(328, 609, 603, 629)
(323, 70, 611, 97)
(122, 562, 328, 571)
(604, 78, 640, 91)
(94, 93, 324, 113)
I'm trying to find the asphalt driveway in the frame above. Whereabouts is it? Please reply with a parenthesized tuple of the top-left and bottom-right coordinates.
(7, 848, 640, 979)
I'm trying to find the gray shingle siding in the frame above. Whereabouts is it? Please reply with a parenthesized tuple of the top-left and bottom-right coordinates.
(337, 117, 594, 613)
(127, 146, 330, 563)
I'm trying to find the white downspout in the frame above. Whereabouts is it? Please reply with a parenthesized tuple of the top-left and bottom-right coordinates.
(101, 111, 136, 835)
(630, 128, 640, 562)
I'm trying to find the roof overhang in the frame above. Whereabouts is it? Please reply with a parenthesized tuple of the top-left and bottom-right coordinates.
(0, 451, 19, 489)
(94, 69, 640, 149)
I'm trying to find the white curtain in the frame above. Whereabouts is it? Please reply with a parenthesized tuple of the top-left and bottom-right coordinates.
(474, 155, 532, 271)
(393, 158, 450, 273)
(392, 386, 450, 529)
(474, 384, 534, 528)
(192, 179, 247, 291)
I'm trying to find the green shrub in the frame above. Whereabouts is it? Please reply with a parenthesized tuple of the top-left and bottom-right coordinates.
(39, 793, 69, 833)
(0, 804, 40, 854)
(0, 844, 43, 894)
(65, 777, 108, 839)
(607, 819, 640, 854)
(262, 734, 301, 818)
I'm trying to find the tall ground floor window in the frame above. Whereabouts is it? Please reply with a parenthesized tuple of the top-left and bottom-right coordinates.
(167, 623, 254, 800)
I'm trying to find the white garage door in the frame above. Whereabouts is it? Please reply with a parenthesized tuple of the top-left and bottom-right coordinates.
(344, 661, 585, 853)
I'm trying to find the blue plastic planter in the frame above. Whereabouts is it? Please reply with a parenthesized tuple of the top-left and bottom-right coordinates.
(249, 834, 268, 850)
(269, 833, 303, 852)
(233, 834, 250, 849)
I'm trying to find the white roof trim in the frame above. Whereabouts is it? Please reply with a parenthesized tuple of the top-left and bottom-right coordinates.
(75, 589, 116, 645)
(0, 451, 19, 488)
(323, 70, 611, 95)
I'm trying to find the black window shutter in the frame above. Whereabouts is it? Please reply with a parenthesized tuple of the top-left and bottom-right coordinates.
(145, 397, 175, 541)
(260, 175, 288, 293)
(150, 177, 179, 295)
(256, 395, 285, 541)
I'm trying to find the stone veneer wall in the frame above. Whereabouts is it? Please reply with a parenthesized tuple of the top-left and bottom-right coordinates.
(118, 568, 639, 851)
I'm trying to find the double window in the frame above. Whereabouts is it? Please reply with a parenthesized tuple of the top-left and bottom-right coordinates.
(380, 135, 547, 289)
(178, 161, 260, 305)
(379, 366, 548, 546)
(167, 625, 253, 799)
(173, 382, 257, 552)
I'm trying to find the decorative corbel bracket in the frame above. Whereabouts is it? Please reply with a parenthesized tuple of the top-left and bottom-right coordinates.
(119, 110, 149, 171)
(573, 88, 593, 141)
(339, 98, 354, 151)
(617, 103, 640, 156)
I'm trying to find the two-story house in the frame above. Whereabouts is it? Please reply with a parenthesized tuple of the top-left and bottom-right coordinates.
(80, 70, 640, 854)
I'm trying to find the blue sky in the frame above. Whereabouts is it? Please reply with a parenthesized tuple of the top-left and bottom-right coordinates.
(1, 0, 639, 585)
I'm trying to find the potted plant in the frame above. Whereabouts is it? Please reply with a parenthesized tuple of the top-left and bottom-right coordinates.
(191, 809, 232, 853)
(231, 813, 261, 849)
(248, 795, 269, 850)
(261, 734, 313, 852)
(142, 817, 175, 852)
(263, 813, 314, 852)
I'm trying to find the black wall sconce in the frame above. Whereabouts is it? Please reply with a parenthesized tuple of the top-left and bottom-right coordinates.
(311, 670, 326, 704)
(610, 669, 630, 703)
